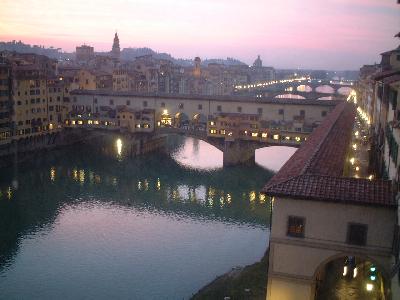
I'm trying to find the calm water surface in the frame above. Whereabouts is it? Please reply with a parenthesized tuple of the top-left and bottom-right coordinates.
(0, 136, 294, 299)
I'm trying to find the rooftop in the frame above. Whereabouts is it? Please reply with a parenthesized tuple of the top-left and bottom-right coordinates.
(263, 101, 395, 208)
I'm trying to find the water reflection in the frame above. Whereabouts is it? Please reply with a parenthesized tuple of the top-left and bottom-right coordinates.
(170, 137, 223, 170)
(256, 146, 297, 172)
(0, 138, 275, 299)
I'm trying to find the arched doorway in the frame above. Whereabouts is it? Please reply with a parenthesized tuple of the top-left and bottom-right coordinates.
(175, 112, 189, 128)
(314, 255, 389, 300)
(192, 113, 207, 131)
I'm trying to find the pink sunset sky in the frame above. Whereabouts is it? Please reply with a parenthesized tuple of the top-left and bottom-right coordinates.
(0, 0, 399, 70)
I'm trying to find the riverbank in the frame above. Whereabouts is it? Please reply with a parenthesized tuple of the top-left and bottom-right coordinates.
(191, 248, 269, 300)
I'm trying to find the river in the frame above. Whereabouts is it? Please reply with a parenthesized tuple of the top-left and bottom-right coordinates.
(0, 136, 295, 299)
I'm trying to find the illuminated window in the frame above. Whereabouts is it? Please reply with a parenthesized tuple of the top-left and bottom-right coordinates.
(71, 120, 76, 125)
(94, 120, 99, 125)
(135, 124, 141, 128)
(209, 121, 215, 126)
(143, 124, 150, 128)
(295, 137, 301, 142)
(179, 103, 184, 109)
(251, 132, 258, 137)
(347, 223, 367, 246)
(273, 134, 279, 140)
(261, 133, 267, 138)
(220, 129, 226, 135)
(287, 216, 305, 238)
(77, 120, 83, 125)
(210, 129, 217, 134)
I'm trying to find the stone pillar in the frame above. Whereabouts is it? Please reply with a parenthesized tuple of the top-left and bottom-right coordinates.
(222, 140, 255, 167)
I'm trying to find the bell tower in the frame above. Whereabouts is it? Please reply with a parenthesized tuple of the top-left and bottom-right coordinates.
(111, 31, 120, 60)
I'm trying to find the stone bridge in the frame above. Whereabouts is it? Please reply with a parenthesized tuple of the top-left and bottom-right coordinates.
(234, 79, 355, 97)
(155, 127, 304, 166)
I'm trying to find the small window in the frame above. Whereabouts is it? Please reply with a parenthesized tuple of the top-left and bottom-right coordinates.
(179, 103, 184, 109)
(279, 109, 284, 115)
(300, 110, 305, 116)
(94, 98, 98, 104)
(237, 106, 242, 113)
(347, 223, 368, 246)
(127, 100, 131, 106)
(217, 105, 222, 112)
(161, 102, 165, 108)
(322, 111, 327, 117)
(257, 107, 263, 114)
(287, 216, 305, 238)
(198, 104, 203, 110)
(110, 99, 114, 105)
(143, 101, 148, 107)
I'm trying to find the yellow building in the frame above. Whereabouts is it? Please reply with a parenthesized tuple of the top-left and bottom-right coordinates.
(76, 69, 96, 90)
(117, 107, 154, 133)
(0, 58, 11, 146)
(207, 113, 260, 141)
(12, 65, 50, 138)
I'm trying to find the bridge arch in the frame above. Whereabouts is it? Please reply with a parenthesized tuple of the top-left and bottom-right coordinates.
(315, 85, 335, 94)
(337, 86, 354, 96)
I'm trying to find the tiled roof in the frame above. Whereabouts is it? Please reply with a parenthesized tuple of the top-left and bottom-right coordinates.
(372, 69, 400, 81)
(265, 175, 394, 208)
(263, 101, 396, 208)
(383, 74, 400, 85)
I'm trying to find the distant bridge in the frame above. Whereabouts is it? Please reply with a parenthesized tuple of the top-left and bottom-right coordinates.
(234, 78, 355, 98)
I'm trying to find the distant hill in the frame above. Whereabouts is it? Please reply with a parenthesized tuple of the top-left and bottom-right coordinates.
(0, 40, 73, 60)
(121, 48, 247, 66)
(0, 40, 246, 67)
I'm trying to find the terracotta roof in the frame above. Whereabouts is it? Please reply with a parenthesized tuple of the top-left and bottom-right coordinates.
(372, 69, 400, 81)
(383, 74, 400, 85)
(263, 101, 396, 208)
(265, 175, 394, 208)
